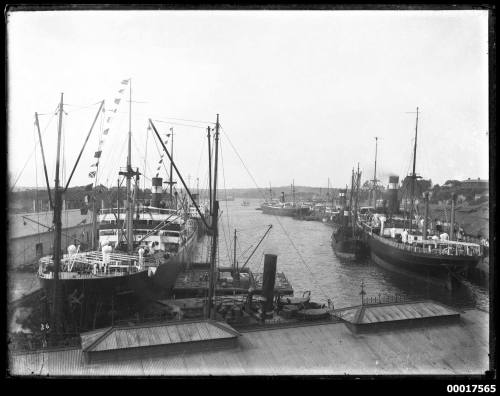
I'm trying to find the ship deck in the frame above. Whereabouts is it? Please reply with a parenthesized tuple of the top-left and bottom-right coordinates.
(172, 268, 294, 297)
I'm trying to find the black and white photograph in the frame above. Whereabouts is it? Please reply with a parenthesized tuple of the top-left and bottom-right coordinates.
(6, 6, 493, 379)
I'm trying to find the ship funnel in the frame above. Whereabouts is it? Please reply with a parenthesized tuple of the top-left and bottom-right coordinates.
(151, 177, 163, 208)
(339, 191, 345, 208)
(262, 254, 277, 314)
(281, 192, 285, 203)
(388, 175, 399, 215)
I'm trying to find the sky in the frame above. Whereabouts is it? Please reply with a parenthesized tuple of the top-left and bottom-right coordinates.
(7, 10, 489, 191)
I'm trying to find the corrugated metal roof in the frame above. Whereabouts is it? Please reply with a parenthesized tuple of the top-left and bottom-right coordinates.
(81, 320, 240, 353)
(9, 309, 488, 375)
(333, 300, 459, 325)
(9, 209, 93, 239)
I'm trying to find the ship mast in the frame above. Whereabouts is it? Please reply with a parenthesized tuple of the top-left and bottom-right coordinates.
(51, 92, 64, 337)
(164, 127, 177, 208)
(353, 164, 361, 238)
(409, 107, 419, 233)
(372, 137, 378, 207)
(207, 114, 220, 320)
(118, 78, 136, 253)
(207, 126, 212, 217)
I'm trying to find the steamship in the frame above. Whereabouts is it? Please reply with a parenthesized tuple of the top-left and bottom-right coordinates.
(358, 109, 482, 289)
(37, 82, 205, 335)
(97, 176, 203, 294)
(261, 191, 310, 217)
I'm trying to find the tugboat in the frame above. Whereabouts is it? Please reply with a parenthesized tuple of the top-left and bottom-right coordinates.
(358, 108, 482, 289)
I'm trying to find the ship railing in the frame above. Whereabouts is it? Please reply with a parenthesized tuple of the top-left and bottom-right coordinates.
(9, 332, 81, 353)
(38, 251, 156, 277)
(371, 233, 481, 257)
(362, 293, 427, 306)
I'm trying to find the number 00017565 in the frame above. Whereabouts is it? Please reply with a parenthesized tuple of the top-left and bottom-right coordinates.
(447, 385, 496, 393)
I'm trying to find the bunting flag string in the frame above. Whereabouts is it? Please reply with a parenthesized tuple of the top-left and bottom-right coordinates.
(88, 78, 130, 180)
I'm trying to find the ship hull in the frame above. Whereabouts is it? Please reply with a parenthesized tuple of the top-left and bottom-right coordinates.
(39, 269, 150, 299)
(331, 225, 368, 260)
(332, 239, 368, 260)
(365, 232, 479, 289)
(261, 205, 310, 217)
(150, 224, 200, 293)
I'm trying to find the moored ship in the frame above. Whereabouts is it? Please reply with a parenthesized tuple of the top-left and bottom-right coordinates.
(261, 191, 310, 217)
(358, 108, 482, 289)
(330, 170, 368, 260)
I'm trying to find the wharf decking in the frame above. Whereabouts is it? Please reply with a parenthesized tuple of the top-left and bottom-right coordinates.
(9, 309, 488, 375)
(173, 269, 294, 296)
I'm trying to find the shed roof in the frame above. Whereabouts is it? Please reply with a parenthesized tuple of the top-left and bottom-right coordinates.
(9, 209, 93, 239)
(334, 300, 460, 325)
(81, 320, 240, 353)
(9, 309, 488, 375)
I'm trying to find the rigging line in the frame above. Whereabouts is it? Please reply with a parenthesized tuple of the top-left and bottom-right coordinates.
(10, 112, 58, 192)
(93, 105, 106, 188)
(219, 215, 233, 267)
(154, 116, 215, 125)
(149, 127, 170, 179)
(219, 139, 233, 266)
(65, 101, 103, 108)
(33, 122, 40, 238)
(220, 125, 331, 300)
(195, 134, 206, 181)
(98, 133, 128, 187)
(219, 126, 268, 201)
(151, 119, 207, 129)
(144, 124, 149, 191)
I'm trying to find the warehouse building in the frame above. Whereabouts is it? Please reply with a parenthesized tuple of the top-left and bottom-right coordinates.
(8, 209, 94, 270)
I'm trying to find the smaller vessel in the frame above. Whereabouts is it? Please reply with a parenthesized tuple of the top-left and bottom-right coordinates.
(261, 182, 310, 217)
(331, 166, 367, 259)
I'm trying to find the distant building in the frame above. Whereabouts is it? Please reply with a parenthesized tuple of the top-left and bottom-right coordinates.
(8, 209, 93, 270)
(474, 191, 489, 201)
(461, 178, 488, 190)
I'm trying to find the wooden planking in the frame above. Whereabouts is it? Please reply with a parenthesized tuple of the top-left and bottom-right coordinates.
(147, 326, 163, 345)
(184, 323, 202, 342)
(81, 328, 108, 351)
(391, 304, 413, 320)
(175, 323, 190, 343)
(353, 301, 460, 325)
(412, 303, 438, 318)
(10, 310, 486, 376)
(196, 322, 211, 340)
(166, 325, 182, 344)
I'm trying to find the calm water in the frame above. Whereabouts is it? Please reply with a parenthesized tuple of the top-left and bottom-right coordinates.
(10, 198, 489, 311)
(213, 199, 489, 311)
